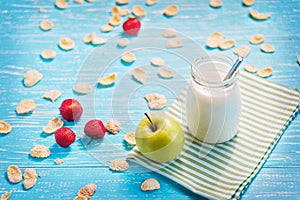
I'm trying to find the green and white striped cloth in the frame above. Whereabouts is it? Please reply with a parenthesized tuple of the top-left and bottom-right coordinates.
(128, 71, 300, 199)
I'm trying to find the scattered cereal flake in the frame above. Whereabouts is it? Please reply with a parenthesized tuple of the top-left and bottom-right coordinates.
(23, 168, 37, 190)
(244, 64, 258, 73)
(74, 0, 84, 4)
(54, 158, 64, 164)
(121, 52, 136, 63)
(0, 192, 11, 200)
(109, 158, 129, 171)
(101, 24, 113, 32)
(119, 9, 131, 16)
(112, 6, 120, 16)
(257, 67, 273, 78)
(146, 0, 156, 6)
(0, 121, 12, 134)
(249, 8, 270, 20)
(132, 5, 146, 17)
(151, 57, 164, 67)
(116, 0, 129, 5)
(43, 117, 64, 134)
(74, 196, 87, 200)
(233, 45, 250, 58)
(55, 0, 67, 9)
(42, 90, 62, 102)
(59, 37, 75, 50)
(29, 145, 50, 158)
(91, 37, 107, 45)
(206, 32, 224, 48)
(40, 49, 56, 59)
(73, 82, 92, 94)
(39, 7, 46, 13)
(16, 99, 36, 114)
(98, 73, 117, 86)
(118, 38, 129, 47)
(83, 32, 96, 43)
(86, 0, 94, 2)
(40, 20, 53, 31)
(77, 184, 97, 199)
(166, 38, 183, 48)
(141, 178, 160, 191)
(106, 119, 121, 134)
(260, 44, 275, 53)
(297, 55, 300, 65)
(158, 67, 174, 79)
(23, 69, 43, 87)
(163, 28, 176, 38)
(210, 0, 222, 8)
(132, 68, 148, 84)
(249, 33, 264, 44)
(7, 165, 22, 184)
(219, 39, 235, 50)
(163, 5, 179, 17)
(109, 15, 122, 26)
(144, 93, 167, 110)
(243, 0, 254, 6)
(124, 132, 136, 146)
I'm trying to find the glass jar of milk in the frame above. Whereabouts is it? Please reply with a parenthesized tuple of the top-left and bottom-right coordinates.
(186, 54, 241, 143)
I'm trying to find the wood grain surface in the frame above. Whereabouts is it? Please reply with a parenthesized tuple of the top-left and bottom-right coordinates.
(0, 0, 299, 199)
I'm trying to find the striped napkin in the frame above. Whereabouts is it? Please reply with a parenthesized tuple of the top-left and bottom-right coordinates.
(127, 71, 300, 199)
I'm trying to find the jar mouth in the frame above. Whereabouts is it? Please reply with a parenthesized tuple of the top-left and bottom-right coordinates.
(191, 54, 239, 88)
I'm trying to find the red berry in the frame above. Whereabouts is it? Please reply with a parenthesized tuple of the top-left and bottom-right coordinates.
(122, 17, 141, 36)
(54, 127, 76, 148)
(84, 119, 106, 139)
(59, 99, 83, 121)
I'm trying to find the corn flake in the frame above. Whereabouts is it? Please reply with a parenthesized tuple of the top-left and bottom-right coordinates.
(39, 7, 46, 13)
(163, 28, 176, 38)
(40, 49, 56, 59)
(55, 0, 67, 9)
(42, 90, 62, 102)
(109, 15, 122, 26)
(132, 68, 148, 84)
(74, 0, 84, 4)
(43, 117, 64, 134)
(257, 67, 273, 78)
(124, 132, 136, 146)
(141, 178, 160, 191)
(106, 119, 121, 134)
(7, 165, 22, 184)
(1, 192, 10, 200)
(158, 67, 174, 79)
(29, 145, 51, 158)
(206, 32, 224, 48)
(40, 20, 53, 31)
(297, 55, 300, 65)
(0, 121, 12, 134)
(83, 32, 96, 43)
(109, 158, 129, 171)
(118, 38, 129, 47)
(74, 196, 87, 200)
(249, 34, 264, 44)
(249, 8, 270, 20)
(163, 5, 179, 17)
(210, 0, 222, 8)
(54, 158, 64, 164)
(151, 57, 164, 66)
(73, 82, 92, 94)
(233, 45, 250, 58)
(119, 9, 131, 16)
(98, 73, 117, 86)
(116, 0, 129, 5)
(24, 69, 43, 87)
(144, 93, 167, 110)
(244, 64, 257, 73)
(132, 5, 146, 18)
(219, 39, 235, 50)
(101, 24, 113, 32)
(91, 37, 107, 45)
(146, 0, 156, 6)
(16, 99, 36, 114)
(166, 38, 183, 48)
(243, 0, 254, 6)
(23, 168, 37, 190)
(59, 37, 75, 50)
(121, 52, 136, 63)
(260, 44, 275, 53)
(78, 184, 97, 199)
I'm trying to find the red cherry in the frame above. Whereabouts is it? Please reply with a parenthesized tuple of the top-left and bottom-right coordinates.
(54, 127, 76, 148)
(122, 17, 141, 36)
(59, 99, 83, 121)
(84, 119, 106, 139)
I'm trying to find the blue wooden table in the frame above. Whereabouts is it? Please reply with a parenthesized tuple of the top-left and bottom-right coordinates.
(1, 0, 299, 199)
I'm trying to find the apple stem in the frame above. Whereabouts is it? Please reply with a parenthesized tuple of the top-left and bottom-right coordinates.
(144, 113, 157, 132)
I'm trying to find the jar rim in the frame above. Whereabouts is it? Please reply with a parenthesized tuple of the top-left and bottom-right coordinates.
(191, 53, 239, 88)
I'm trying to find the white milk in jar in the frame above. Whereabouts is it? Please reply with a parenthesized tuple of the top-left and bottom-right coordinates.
(186, 54, 241, 143)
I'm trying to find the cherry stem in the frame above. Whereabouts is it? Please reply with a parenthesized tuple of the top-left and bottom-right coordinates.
(144, 113, 157, 132)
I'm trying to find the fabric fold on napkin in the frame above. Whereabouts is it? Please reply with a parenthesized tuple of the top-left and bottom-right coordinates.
(128, 71, 300, 199)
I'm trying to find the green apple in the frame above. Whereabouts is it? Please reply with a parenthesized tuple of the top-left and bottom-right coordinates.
(135, 112, 185, 163)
